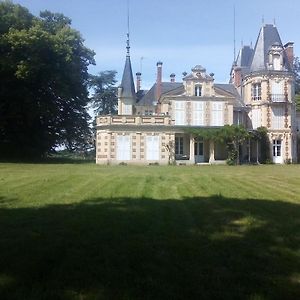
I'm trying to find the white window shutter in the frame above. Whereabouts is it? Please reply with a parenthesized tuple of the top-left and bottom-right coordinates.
(211, 102, 224, 126)
(192, 102, 204, 125)
(117, 136, 131, 160)
(251, 109, 261, 129)
(146, 136, 159, 160)
(271, 106, 284, 129)
(174, 101, 185, 125)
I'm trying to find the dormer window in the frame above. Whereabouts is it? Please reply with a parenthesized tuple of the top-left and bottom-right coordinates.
(268, 43, 283, 71)
(195, 85, 202, 97)
(251, 83, 261, 101)
(273, 54, 281, 70)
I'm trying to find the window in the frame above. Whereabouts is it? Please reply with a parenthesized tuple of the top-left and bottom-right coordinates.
(174, 101, 185, 125)
(175, 137, 184, 155)
(251, 108, 261, 129)
(273, 140, 281, 157)
(146, 136, 159, 160)
(117, 135, 131, 160)
(271, 81, 284, 102)
(194, 138, 203, 156)
(123, 103, 132, 115)
(192, 102, 204, 125)
(271, 106, 285, 129)
(251, 83, 261, 101)
(195, 85, 202, 97)
(211, 102, 224, 126)
(273, 55, 281, 70)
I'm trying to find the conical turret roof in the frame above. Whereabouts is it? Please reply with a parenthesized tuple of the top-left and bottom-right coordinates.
(120, 55, 136, 99)
(250, 24, 290, 72)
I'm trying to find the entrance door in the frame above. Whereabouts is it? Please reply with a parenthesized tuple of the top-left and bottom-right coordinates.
(272, 139, 283, 164)
(194, 138, 204, 163)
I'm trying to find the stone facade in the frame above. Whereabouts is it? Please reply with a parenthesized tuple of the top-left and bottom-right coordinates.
(96, 24, 298, 165)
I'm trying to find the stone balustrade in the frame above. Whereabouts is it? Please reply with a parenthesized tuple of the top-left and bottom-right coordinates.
(97, 115, 172, 126)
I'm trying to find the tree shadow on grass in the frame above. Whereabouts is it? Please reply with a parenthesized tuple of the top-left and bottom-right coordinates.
(0, 157, 95, 164)
(0, 196, 300, 300)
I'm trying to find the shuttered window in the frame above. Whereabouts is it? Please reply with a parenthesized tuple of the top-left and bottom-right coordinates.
(211, 102, 224, 126)
(271, 81, 284, 102)
(174, 101, 185, 125)
(146, 136, 159, 160)
(271, 106, 285, 129)
(251, 108, 261, 129)
(192, 102, 204, 125)
(273, 55, 281, 71)
(116, 135, 131, 160)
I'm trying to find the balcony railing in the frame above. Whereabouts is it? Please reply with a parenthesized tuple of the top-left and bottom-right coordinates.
(251, 96, 261, 101)
(271, 94, 286, 102)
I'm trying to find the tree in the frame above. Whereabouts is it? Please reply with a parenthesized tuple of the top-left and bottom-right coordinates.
(293, 57, 300, 111)
(89, 71, 118, 115)
(250, 127, 270, 163)
(0, 2, 95, 158)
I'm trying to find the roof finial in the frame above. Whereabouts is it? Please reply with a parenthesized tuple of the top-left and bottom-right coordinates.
(262, 15, 264, 25)
(126, 0, 130, 56)
(273, 18, 276, 26)
(126, 33, 130, 56)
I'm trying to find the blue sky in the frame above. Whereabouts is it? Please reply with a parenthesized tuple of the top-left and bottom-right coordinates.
(12, 0, 300, 88)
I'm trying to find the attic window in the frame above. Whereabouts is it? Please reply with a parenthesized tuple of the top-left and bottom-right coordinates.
(195, 85, 202, 97)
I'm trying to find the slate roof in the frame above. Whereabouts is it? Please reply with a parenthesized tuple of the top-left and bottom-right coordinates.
(250, 24, 290, 72)
(136, 89, 148, 102)
(214, 84, 245, 108)
(120, 55, 136, 99)
(236, 46, 253, 68)
(136, 82, 183, 106)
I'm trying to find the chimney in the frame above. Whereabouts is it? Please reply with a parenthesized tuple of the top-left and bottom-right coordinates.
(233, 66, 242, 88)
(156, 61, 163, 101)
(170, 73, 176, 83)
(136, 72, 141, 92)
(284, 42, 294, 69)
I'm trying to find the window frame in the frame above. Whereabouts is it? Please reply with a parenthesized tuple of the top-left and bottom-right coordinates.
(211, 102, 224, 126)
(273, 139, 281, 157)
(175, 136, 184, 155)
(251, 83, 262, 101)
(194, 85, 202, 97)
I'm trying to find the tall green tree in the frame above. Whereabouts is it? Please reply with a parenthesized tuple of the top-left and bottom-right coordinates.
(0, 2, 95, 158)
(293, 57, 300, 111)
(89, 70, 118, 115)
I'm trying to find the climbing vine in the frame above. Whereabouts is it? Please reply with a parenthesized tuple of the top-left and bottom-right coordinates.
(185, 125, 271, 164)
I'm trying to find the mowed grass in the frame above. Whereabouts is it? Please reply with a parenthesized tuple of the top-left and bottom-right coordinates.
(0, 163, 300, 299)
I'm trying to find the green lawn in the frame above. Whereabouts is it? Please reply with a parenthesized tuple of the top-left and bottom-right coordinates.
(0, 163, 300, 299)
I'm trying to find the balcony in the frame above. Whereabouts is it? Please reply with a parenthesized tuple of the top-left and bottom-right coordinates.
(271, 94, 286, 102)
(251, 96, 261, 101)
